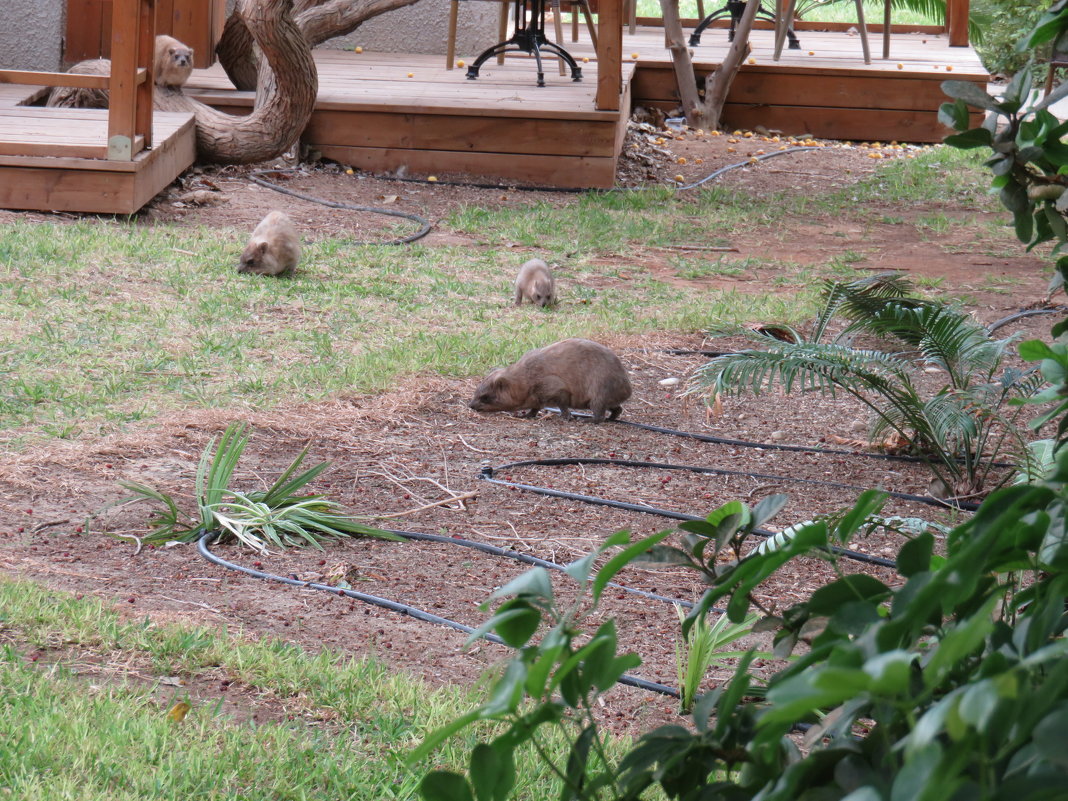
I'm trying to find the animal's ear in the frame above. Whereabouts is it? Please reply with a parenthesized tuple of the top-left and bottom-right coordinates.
(257, 241, 269, 254)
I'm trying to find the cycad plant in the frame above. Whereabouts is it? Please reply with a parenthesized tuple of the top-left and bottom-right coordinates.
(696, 274, 1041, 496)
(91, 422, 399, 551)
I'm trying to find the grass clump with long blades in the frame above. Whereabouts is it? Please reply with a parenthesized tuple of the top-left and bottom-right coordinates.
(92, 422, 399, 551)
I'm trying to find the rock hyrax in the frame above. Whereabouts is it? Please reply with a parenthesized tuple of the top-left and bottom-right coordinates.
(469, 338, 631, 422)
(239, 211, 301, 276)
(514, 258, 557, 307)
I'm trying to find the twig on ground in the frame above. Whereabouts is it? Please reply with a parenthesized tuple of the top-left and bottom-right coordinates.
(368, 490, 479, 519)
(31, 519, 70, 534)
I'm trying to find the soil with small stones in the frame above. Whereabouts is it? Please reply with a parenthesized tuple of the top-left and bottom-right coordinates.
(0, 119, 1060, 735)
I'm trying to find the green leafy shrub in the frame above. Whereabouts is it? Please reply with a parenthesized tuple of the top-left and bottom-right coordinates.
(413, 460, 1068, 801)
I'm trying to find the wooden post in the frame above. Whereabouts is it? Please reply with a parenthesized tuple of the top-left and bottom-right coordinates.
(108, 0, 141, 159)
(947, 0, 968, 47)
(136, 0, 157, 149)
(595, 0, 623, 111)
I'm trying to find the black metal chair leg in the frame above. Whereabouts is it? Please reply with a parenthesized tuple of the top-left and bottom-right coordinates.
(689, 10, 731, 46)
(538, 40, 583, 81)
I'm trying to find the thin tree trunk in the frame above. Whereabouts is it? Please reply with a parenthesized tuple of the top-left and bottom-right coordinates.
(701, 0, 760, 130)
(659, 0, 705, 127)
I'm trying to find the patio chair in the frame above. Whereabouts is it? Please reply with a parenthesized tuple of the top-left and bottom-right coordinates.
(773, 0, 871, 64)
(446, 0, 597, 74)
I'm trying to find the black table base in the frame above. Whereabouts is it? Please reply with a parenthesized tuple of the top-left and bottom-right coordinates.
(465, 0, 583, 87)
(689, 0, 800, 49)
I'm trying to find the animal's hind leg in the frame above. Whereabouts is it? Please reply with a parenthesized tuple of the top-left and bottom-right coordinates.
(608, 406, 622, 421)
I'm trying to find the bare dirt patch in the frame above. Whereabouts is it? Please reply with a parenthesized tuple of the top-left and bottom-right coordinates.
(0, 123, 1061, 735)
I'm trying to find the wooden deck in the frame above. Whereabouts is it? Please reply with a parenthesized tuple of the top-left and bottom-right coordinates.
(0, 20, 986, 212)
(186, 50, 637, 189)
(625, 23, 988, 141)
(0, 97, 196, 214)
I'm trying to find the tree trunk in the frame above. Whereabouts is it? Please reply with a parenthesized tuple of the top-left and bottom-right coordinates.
(659, 0, 703, 126)
(217, 0, 422, 90)
(658, 0, 758, 130)
(215, 13, 259, 92)
(157, 0, 318, 164)
(701, 0, 759, 130)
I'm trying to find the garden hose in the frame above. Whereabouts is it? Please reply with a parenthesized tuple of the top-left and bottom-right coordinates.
(568, 409, 1008, 473)
(986, 306, 1067, 335)
(478, 460, 899, 569)
(196, 529, 681, 698)
(248, 169, 433, 245)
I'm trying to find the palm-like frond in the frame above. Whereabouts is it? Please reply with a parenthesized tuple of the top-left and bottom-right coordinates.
(812, 273, 915, 344)
(697, 342, 915, 399)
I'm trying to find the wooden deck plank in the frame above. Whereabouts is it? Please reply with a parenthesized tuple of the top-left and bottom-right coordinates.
(317, 143, 618, 188)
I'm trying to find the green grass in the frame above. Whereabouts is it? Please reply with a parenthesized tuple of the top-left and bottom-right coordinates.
(0, 146, 1003, 447)
(0, 577, 572, 800)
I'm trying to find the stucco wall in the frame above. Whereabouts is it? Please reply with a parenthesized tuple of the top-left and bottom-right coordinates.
(323, 0, 506, 58)
(0, 0, 64, 70)
(1, 0, 502, 71)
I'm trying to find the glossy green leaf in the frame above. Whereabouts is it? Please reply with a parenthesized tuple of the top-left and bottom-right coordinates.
(420, 771, 475, 801)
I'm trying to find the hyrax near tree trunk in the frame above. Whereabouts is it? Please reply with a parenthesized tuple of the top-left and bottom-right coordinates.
(514, 258, 557, 307)
(46, 35, 193, 109)
(238, 211, 301, 276)
(468, 338, 631, 422)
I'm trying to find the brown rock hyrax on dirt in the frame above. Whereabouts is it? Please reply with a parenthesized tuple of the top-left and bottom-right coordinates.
(469, 338, 631, 422)
(238, 212, 301, 276)
(47, 35, 193, 109)
(514, 258, 557, 307)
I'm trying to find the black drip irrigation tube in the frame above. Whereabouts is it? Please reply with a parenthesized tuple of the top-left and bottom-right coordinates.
(564, 409, 1006, 475)
(196, 529, 681, 699)
(479, 461, 898, 570)
(986, 306, 1067, 335)
(248, 169, 433, 245)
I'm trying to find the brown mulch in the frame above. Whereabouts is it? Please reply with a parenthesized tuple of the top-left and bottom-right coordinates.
(0, 115, 1058, 736)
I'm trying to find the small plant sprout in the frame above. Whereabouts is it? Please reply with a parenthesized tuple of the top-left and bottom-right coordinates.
(674, 604, 760, 714)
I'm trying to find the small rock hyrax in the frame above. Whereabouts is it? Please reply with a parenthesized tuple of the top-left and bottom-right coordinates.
(468, 338, 631, 423)
(46, 35, 194, 109)
(154, 35, 194, 89)
(238, 211, 301, 276)
(514, 258, 557, 307)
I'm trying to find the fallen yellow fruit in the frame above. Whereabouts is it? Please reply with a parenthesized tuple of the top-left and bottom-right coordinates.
(428, 175, 439, 182)
(631, 52, 640, 59)
(807, 50, 815, 55)
(345, 168, 354, 175)
(946, 65, 953, 71)
(407, 72, 414, 77)
(695, 157, 704, 164)
(726, 146, 736, 153)
(457, 60, 465, 67)
(747, 57, 756, 64)
(674, 174, 685, 182)
(168, 701, 191, 723)
(582, 56, 589, 63)
(677, 157, 687, 164)
(897, 63, 904, 69)
(355, 46, 363, 54)
(748, 157, 759, 163)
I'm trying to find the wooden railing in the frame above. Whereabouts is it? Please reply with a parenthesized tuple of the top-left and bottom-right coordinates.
(0, 0, 156, 160)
